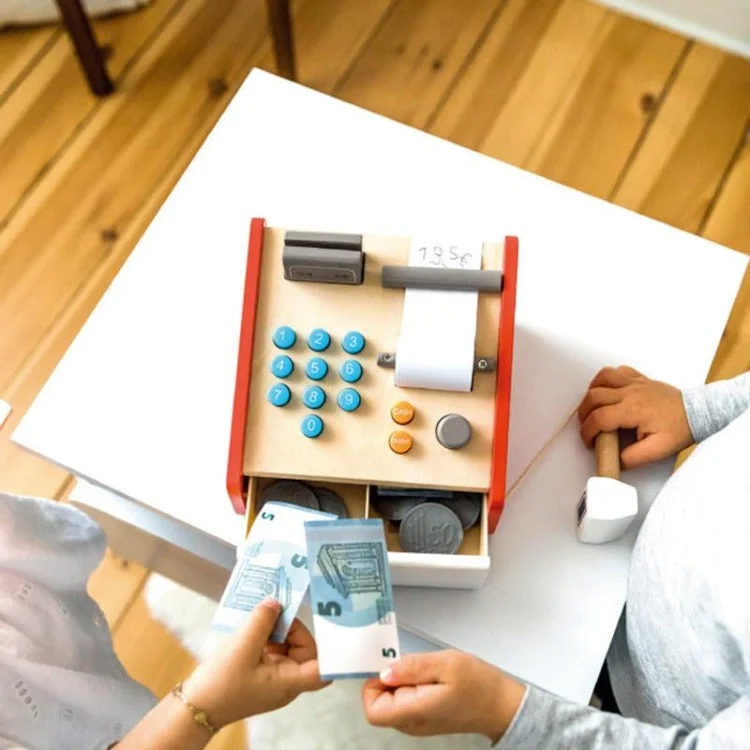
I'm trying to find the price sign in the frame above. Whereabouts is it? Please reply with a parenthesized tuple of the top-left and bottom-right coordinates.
(410, 239, 481, 271)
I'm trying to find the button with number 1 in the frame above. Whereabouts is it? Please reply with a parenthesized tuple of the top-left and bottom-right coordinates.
(273, 325, 296, 350)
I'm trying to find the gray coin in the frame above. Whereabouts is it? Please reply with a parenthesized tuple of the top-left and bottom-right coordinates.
(437, 492, 482, 530)
(313, 487, 349, 518)
(260, 480, 319, 511)
(399, 502, 464, 555)
(371, 491, 422, 521)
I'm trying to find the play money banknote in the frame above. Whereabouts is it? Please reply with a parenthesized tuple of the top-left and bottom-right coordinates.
(213, 501, 335, 644)
(304, 519, 400, 679)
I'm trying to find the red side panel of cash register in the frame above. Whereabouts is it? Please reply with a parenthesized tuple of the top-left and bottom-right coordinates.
(227, 217, 266, 513)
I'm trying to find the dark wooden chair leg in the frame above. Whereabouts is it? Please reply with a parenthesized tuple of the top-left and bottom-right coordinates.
(55, 0, 114, 96)
(265, 0, 297, 81)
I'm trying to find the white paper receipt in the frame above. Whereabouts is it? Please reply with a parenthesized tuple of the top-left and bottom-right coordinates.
(395, 239, 482, 392)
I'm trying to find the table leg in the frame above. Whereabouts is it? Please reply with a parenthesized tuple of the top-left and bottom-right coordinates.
(265, 0, 297, 81)
(54, 0, 115, 97)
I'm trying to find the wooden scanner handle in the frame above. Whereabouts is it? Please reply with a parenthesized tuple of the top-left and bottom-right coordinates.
(595, 431, 621, 480)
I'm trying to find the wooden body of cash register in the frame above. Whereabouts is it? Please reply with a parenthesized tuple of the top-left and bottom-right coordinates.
(227, 218, 518, 589)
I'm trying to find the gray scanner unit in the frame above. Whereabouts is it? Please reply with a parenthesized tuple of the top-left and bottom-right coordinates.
(283, 231, 365, 285)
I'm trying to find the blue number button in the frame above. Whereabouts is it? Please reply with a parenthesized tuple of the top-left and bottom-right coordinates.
(342, 331, 365, 355)
(340, 359, 363, 383)
(270, 354, 294, 378)
(267, 383, 291, 407)
(305, 357, 328, 381)
(303, 385, 326, 409)
(337, 387, 361, 412)
(273, 325, 296, 350)
(307, 328, 331, 352)
(301, 414, 324, 438)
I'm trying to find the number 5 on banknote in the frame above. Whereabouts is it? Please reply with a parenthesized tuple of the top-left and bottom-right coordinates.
(304, 519, 401, 680)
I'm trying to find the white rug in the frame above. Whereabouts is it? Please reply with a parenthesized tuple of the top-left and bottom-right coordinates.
(1, 1, 150, 27)
(145, 574, 493, 749)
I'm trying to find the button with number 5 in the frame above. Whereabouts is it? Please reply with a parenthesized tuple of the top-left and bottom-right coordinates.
(267, 383, 291, 407)
(301, 414, 324, 438)
(341, 331, 365, 355)
(337, 387, 361, 412)
(339, 359, 363, 383)
(305, 357, 328, 381)
(303, 385, 326, 409)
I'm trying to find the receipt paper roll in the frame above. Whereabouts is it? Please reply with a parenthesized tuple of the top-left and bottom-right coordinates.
(395, 239, 482, 392)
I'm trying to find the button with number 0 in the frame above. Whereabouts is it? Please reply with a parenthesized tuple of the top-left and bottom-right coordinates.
(301, 414, 324, 438)
(267, 383, 291, 407)
(305, 357, 328, 381)
(337, 387, 361, 412)
(270, 354, 294, 378)
(340, 359, 363, 383)
(342, 331, 365, 355)
(273, 325, 296, 350)
(307, 328, 331, 352)
(303, 385, 326, 409)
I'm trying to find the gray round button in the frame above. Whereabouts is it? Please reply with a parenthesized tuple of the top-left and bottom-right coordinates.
(435, 413, 472, 450)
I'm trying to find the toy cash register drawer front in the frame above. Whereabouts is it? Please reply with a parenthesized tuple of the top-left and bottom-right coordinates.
(227, 220, 518, 590)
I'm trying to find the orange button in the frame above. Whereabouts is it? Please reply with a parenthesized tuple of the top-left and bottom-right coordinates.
(391, 401, 415, 425)
(389, 430, 413, 454)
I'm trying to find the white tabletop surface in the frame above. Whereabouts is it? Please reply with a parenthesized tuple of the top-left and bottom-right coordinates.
(13, 70, 747, 703)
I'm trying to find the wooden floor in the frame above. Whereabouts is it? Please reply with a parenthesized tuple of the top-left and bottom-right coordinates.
(0, 0, 748, 746)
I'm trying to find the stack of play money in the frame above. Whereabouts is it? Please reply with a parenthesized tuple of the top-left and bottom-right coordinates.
(370, 486, 483, 554)
(304, 518, 400, 679)
(259, 479, 349, 518)
(211, 501, 335, 643)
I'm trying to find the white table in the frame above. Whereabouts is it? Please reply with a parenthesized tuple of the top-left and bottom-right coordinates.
(12, 70, 747, 704)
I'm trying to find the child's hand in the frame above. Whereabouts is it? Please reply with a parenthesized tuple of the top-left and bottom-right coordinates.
(577, 365, 692, 468)
(361, 650, 525, 743)
(182, 600, 328, 729)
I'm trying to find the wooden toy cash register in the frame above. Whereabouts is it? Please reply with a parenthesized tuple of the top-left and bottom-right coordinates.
(227, 218, 518, 589)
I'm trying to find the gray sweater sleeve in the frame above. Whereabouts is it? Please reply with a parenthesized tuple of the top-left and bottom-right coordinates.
(681, 372, 750, 442)
(497, 686, 750, 749)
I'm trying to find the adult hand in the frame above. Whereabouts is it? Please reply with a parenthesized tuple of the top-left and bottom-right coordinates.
(577, 365, 693, 468)
(182, 600, 328, 729)
(362, 650, 525, 743)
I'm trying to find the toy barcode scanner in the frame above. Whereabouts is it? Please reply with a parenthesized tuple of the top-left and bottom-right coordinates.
(576, 430, 638, 544)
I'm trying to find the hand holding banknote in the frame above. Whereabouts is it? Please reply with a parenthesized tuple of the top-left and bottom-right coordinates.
(362, 650, 526, 743)
(183, 599, 329, 729)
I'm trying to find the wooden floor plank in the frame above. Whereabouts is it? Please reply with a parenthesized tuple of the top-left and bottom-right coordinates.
(613, 48, 750, 232)
(477, 0, 611, 168)
(428, 0, 564, 149)
(334, 0, 505, 129)
(260, 0, 396, 93)
(525, 15, 685, 197)
(477, 0, 687, 198)
(0, 0, 183, 227)
(113, 592, 196, 696)
(703, 140, 750, 382)
(112, 590, 247, 747)
(0, 25, 58, 101)
(88, 549, 150, 631)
